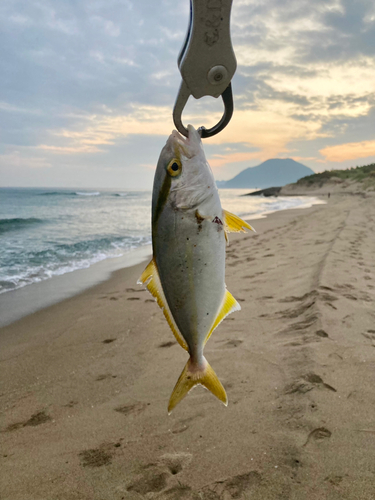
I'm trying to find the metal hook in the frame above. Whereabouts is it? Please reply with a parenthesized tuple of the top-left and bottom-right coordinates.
(173, 82, 234, 139)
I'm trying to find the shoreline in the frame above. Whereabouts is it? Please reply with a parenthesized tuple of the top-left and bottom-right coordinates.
(0, 245, 152, 328)
(1, 193, 375, 499)
(0, 196, 324, 328)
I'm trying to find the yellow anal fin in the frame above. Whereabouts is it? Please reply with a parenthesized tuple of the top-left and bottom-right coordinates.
(205, 289, 241, 346)
(168, 357, 227, 413)
(138, 258, 188, 351)
(223, 209, 256, 233)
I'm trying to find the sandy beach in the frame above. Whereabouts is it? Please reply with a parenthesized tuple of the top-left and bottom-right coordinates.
(1, 191, 375, 500)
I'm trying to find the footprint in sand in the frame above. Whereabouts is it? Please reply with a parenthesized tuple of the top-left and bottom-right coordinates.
(63, 400, 78, 408)
(285, 373, 336, 395)
(279, 314, 318, 334)
(279, 300, 316, 319)
(171, 413, 204, 434)
(79, 447, 112, 467)
(5, 410, 51, 432)
(115, 402, 146, 416)
(304, 373, 336, 391)
(102, 338, 116, 344)
(343, 293, 358, 301)
(127, 297, 140, 301)
(279, 290, 317, 303)
(79, 441, 123, 468)
(320, 292, 338, 303)
(127, 452, 192, 495)
(157, 452, 192, 475)
(362, 331, 375, 346)
(159, 341, 177, 348)
(329, 353, 343, 361)
(199, 471, 262, 499)
(325, 475, 346, 486)
(96, 374, 117, 381)
(228, 260, 242, 267)
(224, 339, 243, 348)
(127, 472, 169, 495)
(316, 329, 329, 338)
(325, 302, 337, 310)
(303, 427, 332, 446)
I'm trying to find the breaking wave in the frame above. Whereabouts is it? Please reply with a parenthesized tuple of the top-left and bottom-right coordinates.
(0, 217, 44, 233)
(75, 191, 100, 196)
(40, 191, 76, 196)
(40, 191, 100, 196)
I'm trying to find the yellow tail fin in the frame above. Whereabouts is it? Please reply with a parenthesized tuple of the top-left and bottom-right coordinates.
(168, 358, 227, 414)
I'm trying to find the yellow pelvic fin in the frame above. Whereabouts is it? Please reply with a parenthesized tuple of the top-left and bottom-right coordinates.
(168, 358, 227, 413)
(205, 289, 241, 346)
(138, 258, 188, 351)
(223, 209, 256, 234)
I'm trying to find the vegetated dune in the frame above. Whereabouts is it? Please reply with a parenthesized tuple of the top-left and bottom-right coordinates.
(281, 162, 375, 196)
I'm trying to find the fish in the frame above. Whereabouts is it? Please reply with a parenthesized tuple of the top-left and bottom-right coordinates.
(138, 125, 254, 413)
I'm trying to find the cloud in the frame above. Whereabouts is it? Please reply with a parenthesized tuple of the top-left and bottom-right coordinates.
(37, 144, 103, 154)
(0, 151, 52, 169)
(30, 100, 323, 169)
(320, 139, 375, 162)
(209, 151, 262, 168)
(1, 0, 375, 188)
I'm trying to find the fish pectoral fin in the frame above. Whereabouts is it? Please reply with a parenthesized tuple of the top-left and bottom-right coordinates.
(168, 357, 227, 414)
(223, 209, 256, 233)
(204, 289, 241, 346)
(138, 258, 188, 351)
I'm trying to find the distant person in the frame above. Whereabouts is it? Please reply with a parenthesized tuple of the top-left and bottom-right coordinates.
(328, 192, 331, 198)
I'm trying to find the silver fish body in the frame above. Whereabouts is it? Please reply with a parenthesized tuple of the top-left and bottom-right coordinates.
(139, 125, 254, 412)
(153, 135, 225, 364)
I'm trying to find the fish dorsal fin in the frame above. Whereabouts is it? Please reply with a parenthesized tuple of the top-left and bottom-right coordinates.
(223, 209, 256, 234)
(204, 290, 241, 346)
(138, 258, 188, 351)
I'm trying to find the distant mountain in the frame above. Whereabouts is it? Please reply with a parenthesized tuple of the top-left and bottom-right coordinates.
(217, 159, 315, 189)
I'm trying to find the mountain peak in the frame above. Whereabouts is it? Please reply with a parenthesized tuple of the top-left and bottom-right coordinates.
(219, 158, 314, 189)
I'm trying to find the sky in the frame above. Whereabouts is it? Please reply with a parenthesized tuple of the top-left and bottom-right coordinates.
(1, 0, 374, 189)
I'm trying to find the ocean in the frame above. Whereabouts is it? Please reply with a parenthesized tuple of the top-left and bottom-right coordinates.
(0, 187, 324, 296)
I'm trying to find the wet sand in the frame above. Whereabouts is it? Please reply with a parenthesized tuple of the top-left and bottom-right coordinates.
(1, 192, 375, 499)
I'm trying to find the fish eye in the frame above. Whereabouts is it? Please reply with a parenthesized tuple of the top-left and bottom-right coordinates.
(167, 158, 182, 177)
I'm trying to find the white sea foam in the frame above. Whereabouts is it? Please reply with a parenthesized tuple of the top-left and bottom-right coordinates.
(75, 191, 100, 196)
(0, 238, 151, 294)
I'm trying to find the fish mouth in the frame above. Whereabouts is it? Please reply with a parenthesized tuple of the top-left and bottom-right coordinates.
(169, 125, 201, 159)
